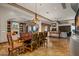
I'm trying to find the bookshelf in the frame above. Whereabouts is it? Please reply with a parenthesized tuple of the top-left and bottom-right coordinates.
(19, 23, 23, 33)
(19, 23, 26, 33)
(7, 21, 11, 32)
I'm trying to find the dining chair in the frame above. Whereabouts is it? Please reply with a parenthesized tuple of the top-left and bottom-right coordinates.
(7, 32, 24, 55)
(38, 32, 44, 47)
(43, 32, 48, 47)
(24, 33, 38, 52)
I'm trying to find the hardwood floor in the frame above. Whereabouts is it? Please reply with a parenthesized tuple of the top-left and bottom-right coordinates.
(0, 37, 70, 56)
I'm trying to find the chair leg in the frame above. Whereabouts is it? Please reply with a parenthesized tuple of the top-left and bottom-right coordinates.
(44, 41, 46, 47)
(30, 45, 33, 52)
(8, 48, 13, 56)
(43, 40, 47, 48)
(8, 48, 10, 56)
(46, 40, 48, 48)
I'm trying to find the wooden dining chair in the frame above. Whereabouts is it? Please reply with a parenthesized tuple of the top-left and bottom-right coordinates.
(31, 33, 38, 50)
(43, 32, 48, 47)
(35, 33, 39, 48)
(44, 32, 48, 37)
(38, 32, 44, 47)
(32, 33, 39, 49)
(24, 33, 38, 52)
(7, 32, 24, 55)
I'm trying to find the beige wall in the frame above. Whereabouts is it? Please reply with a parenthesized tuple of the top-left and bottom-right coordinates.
(41, 23, 50, 32)
(0, 4, 43, 43)
(0, 7, 20, 43)
(41, 25, 45, 32)
(0, 4, 28, 43)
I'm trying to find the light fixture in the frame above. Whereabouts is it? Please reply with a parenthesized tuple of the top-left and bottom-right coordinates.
(32, 3, 40, 24)
(32, 13, 39, 24)
(46, 11, 49, 14)
(40, 4, 42, 6)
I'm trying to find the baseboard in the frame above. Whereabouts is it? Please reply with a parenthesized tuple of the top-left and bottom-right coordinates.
(0, 40, 18, 44)
(0, 41, 8, 44)
(49, 36, 59, 38)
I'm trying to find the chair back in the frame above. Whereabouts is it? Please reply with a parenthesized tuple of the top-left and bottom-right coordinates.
(39, 32, 44, 40)
(7, 32, 14, 48)
(44, 32, 48, 37)
(32, 33, 37, 41)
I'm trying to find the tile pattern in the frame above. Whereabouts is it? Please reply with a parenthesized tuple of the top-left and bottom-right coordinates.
(0, 37, 70, 56)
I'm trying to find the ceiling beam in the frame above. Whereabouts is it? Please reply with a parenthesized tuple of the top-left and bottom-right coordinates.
(8, 3, 53, 22)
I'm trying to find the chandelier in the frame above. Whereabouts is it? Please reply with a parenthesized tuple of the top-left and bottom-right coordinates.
(32, 13, 39, 24)
(32, 4, 39, 24)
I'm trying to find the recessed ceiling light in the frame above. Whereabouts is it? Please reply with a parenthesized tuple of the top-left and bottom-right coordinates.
(46, 11, 49, 14)
(54, 7, 57, 10)
(9, 11, 15, 15)
(40, 4, 42, 6)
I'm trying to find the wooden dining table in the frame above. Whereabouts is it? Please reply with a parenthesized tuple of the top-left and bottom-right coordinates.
(20, 33, 32, 44)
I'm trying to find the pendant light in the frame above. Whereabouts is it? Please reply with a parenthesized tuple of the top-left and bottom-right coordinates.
(32, 3, 39, 24)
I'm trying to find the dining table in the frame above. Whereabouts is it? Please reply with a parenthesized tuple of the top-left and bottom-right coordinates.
(21, 33, 32, 45)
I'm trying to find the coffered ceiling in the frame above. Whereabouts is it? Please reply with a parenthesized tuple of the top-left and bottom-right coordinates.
(17, 3, 76, 21)
(0, 3, 76, 25)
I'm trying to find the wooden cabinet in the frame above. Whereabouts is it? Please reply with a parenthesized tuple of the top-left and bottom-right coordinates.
(19, 23, 26, 33)
(59, 26, 71, 32)
(19, 23, 23, 33)
(50, 22, 58, 32)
